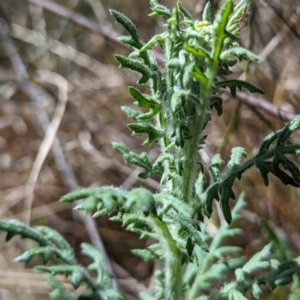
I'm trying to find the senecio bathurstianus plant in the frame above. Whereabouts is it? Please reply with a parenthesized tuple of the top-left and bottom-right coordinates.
(1, 1, 300, 299)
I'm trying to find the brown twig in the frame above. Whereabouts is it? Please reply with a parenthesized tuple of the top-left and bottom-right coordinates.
(222, 89, 297, 122)
(0, 17, 118, 291)
(23, 71, 69, 225)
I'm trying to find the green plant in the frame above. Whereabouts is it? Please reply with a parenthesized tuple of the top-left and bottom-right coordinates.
(1, 0, 300, 299)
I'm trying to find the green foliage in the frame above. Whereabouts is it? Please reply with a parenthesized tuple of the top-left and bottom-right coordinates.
(0, 219, 124, 300)
(1, 0, 300, 299)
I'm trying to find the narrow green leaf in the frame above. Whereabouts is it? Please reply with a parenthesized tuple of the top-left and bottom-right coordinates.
(81, 243, 110, 286)
(202, 1, 213, 22)
(132, 249, 160, 261)
(61, 188, 99, 203)
(176, 216, 209, 252)
(221, 47, 259, 62)
(256, 161, 271, 186)
(48, 276, 75, 300)
(227, 147, 247, 172)
(128, 122, 163, 145)
(110, 10, 143, 49)
(74, 196, 97, 212)
(177, 2, 193, 21)
(273, 167, 300, 187)
(209, 96, 223, 116)
(184, 44, 210, 59)
(15, 247, 52, 264)
(128, 86, 160, 110)
(215, 79, 264, 96)
(212, 0, 234, 62)
(126, 188, 156, 215)
(191, 66, 209, 86)
(6, 231, 16, 242)
(149, 2, 171, 19)
(204, 184, 220, 217)
(112, 142, 153, 176)
(209, 153, 225, 182)
(140, 34, 165, 52)
(121, 106, 141, 119)
(117, 36, 139, 49)
(0, 219, 50, 246)
(115, 55, 152, 84)
(258, 132, 278, 155)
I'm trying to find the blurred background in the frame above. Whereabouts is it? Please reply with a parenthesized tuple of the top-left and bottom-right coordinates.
(0, 0, 300, 299)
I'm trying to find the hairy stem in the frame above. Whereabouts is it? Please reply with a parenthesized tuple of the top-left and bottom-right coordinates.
(148, 214, 183, 299)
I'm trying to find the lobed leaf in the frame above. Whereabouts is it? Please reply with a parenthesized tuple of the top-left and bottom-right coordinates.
(149, 0, 172, 19)
(114, 55, 152, 84)
(110, 10, 143, 49)
(221, 47, 259, 62)
(15, 247, 52, 264)
(215, 79, 264, 97)
(81, 243, 111, 287)
(128, 122, 164, 145)
(140, 34, 166, 52)
(184, 44, 211, 60)
(209, 96, 223, 116)
(209, 153, 225, 182)
(112, 142, 154, 178)
(227, 147, 247, 172)
(36, 265, 84, 289)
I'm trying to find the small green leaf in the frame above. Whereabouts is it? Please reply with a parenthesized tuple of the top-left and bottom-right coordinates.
(210, 96, 223, 116)
(215, 79, 264, 97)
(256, 161, 271, 186)
(191, 66, 209, 86)
(48, 276, 75, 300)
(140, 34, 166, 52)
(154, 193, 193, 218)
(149, 1, 171, 19)
(128, 86, 160, 111)
(112, 142, 154, 177)
(75, 196, 97, 212)
(209, 153, 225, 182)
(273, 167, 300, 187)
(6, 231, 16, 242)
(126, 188, 156, 215)
(117, 36, 139, 49)
(128, 122, 163, 145)
(81, 243, 111, 286)
(184, 44, 211, 59)
(177, 2, 193, 21)
(110, 10, 143, 49)
(60, 188, 98, 202)
(220, 185, 233, 224)
(204, 184, 220, 217)
(35, 265, 84, 289)
(176, 216, 209, 252)
(121, 106, 141, 120)
(212, 0, 234, 62)
(202, 1, 213, 22)
(227, 147, 247, 172)
(258, 132, 278, 155)
(221, 47, 259, 62)
(0, 219, 50, 246)
(115, 55, 152, 84)
(15, 247, 52, 264)
(132, 248, 160, 261)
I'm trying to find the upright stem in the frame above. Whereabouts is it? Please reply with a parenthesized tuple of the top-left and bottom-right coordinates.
(148, 214, 183, 300)
(179, 66, 217, 203)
